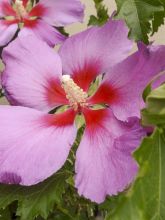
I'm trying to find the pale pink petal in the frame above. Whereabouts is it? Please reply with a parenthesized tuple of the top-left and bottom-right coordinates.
(152, 73, 165, 89)
(59, 19, 132, 91)
(2, 34, 68, 111)
(21, 19, 66, 46)
(38, 0, 84, 26)
(75, 108, 144, 203)
(89, 43, 165, 121)
(0, 21, 17, 47)
(109, 44, 165, 120)
(0, 106, 76, 185)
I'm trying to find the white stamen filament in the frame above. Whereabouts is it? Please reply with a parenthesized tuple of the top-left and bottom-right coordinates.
(15, 0, 27, 19)
(61, 75, 88, 111)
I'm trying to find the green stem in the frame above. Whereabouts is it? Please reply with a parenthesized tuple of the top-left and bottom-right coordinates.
(0, 89, 4, 98)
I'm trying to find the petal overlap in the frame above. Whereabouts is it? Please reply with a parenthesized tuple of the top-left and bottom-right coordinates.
(75, 108, 145, 203)
(0, 21, 17, 47)
(59, 19, 133, 91)
(89, 43, 165, 121)
(20, 19, 66, 47)
(2, 35, 68, 111)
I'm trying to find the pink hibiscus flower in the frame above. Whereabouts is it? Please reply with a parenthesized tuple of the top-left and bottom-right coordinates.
(1, 19, 165, 203)
(0, 0, 84, 47)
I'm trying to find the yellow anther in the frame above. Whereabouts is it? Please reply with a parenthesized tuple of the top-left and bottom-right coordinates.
(61, 75, 88, 111)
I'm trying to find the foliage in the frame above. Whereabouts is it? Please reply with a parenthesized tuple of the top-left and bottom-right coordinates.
(0, 163, 99, 220)
(115, 0, 165, 44)
(0, 169, 69, 220)
(106, 129, 165, 220)
(152, 0, 165, 33)
(88, 0, 165, 43)
(142, 83, 165, 126)
(0, 89, 4, 98)
(88, 0, 109, 26)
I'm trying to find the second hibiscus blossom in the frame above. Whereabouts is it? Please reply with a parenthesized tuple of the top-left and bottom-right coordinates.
(1, 18, 165, 203)
(0, 0, 84, 47)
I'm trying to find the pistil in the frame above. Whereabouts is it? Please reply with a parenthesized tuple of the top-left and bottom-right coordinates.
(61, 75, 88, 111)
(14, 0, 27, 19)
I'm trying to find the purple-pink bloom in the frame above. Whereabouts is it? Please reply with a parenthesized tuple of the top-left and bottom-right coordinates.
(0, 0, 84, 47)
(1, 19, 165, 203)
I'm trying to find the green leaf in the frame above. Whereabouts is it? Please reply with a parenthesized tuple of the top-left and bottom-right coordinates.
(152, 0, 165, 33)
(0, 207, 11, 220)
(115, 0, 164, 43)
(0, 170, 70, 220)
(88, 0, 109, 26)
(152, 11, 165, 33)
(142, 84, 165, 126)
(146, 84, 165, 114)
(106, 129, 165, 220)
(142, 109, 165, 126)
(56, 27, 69, 37)
(142, 83, 152, 102)
(0, 89, 4, 99)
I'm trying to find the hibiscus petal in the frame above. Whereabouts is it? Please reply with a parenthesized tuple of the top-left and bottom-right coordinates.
(59, 19, 132, 91)
(0, 106, 76, 185)
(0, 21, 17, 47)
(28, 3, 47, 17)
(37, 0, 84, 26)
(88, 81, 120, 106)
(89, 43, 165, 121)
(109, 43, 165, 121)
(152, 73, 165, 89)
(0, 1, 16, 17)
(2, 34, 68, 111)
(75, 108, 144, 203)
(22, 19, 66, 46)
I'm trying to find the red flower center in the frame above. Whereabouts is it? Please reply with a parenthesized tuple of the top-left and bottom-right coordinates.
(61, 75, 88, 111)
(1, 0, 46, 27)
(60, 74, 112, 115)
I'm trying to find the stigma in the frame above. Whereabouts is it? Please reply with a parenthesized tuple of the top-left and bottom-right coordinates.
(61, 75, 88, 111)
(14, 0, 27, 19)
